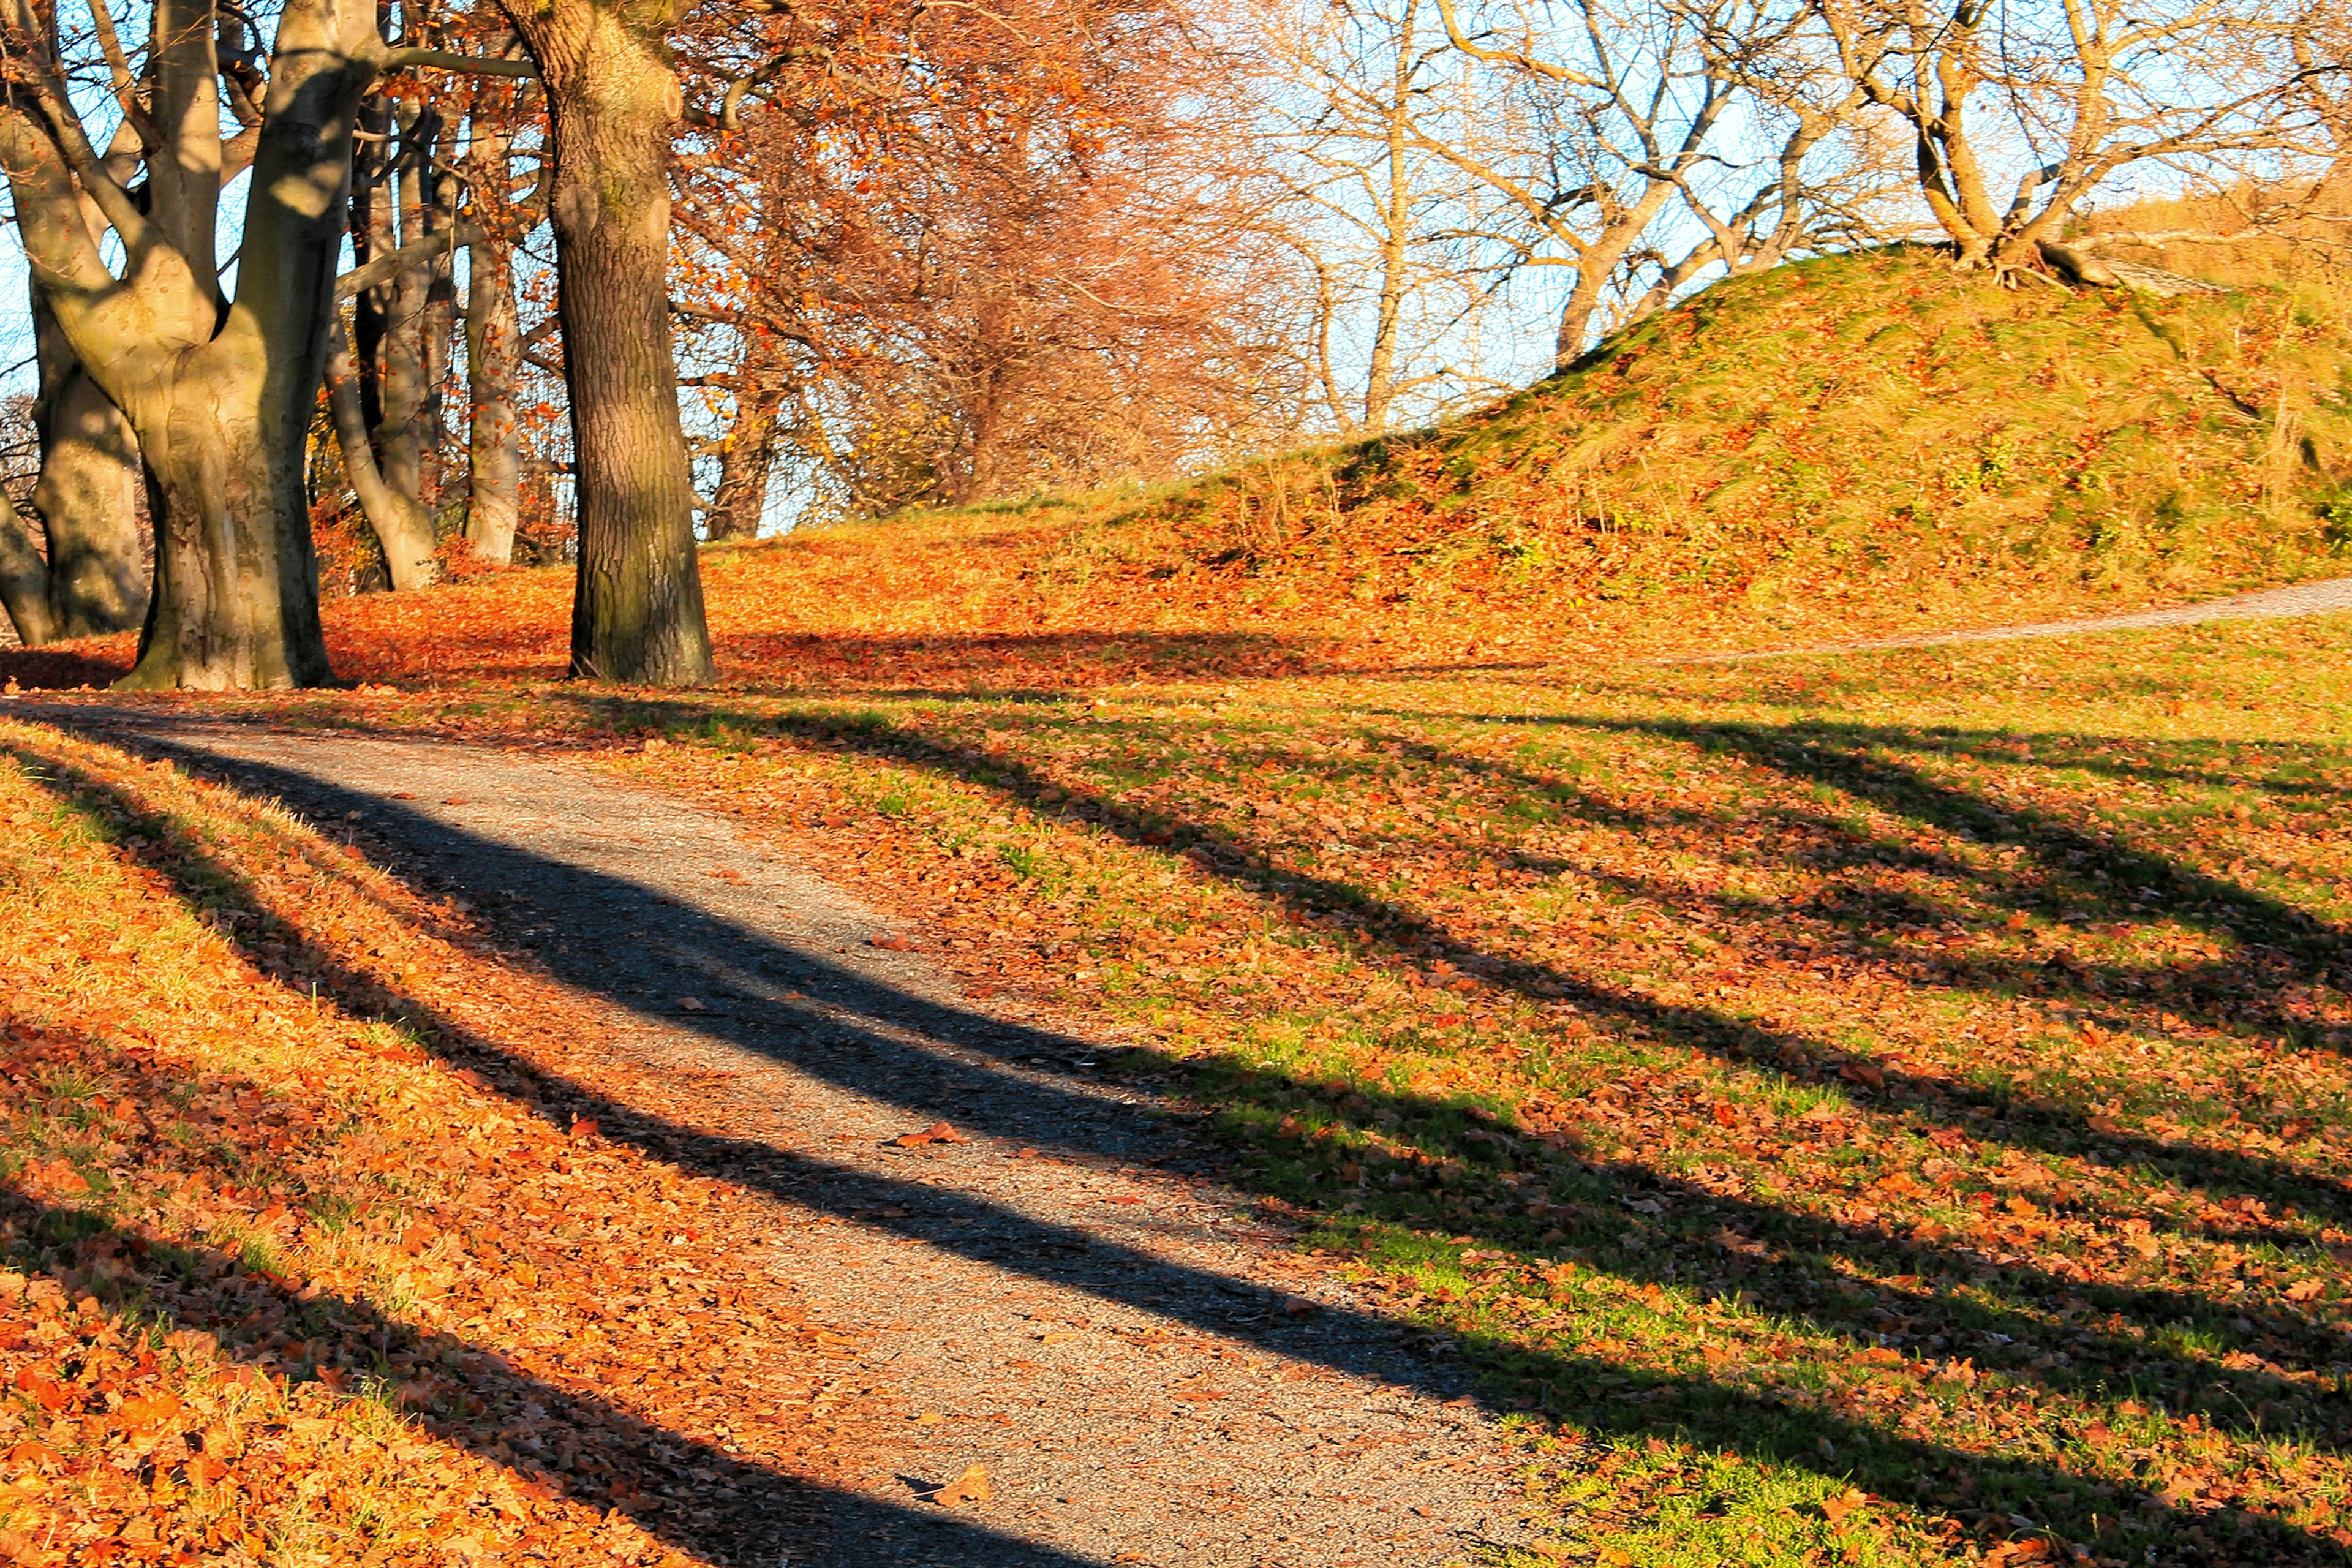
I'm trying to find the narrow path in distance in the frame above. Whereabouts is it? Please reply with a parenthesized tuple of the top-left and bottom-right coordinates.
(1676, 574, 2352, 663)
(29, 704, 1534, 1568)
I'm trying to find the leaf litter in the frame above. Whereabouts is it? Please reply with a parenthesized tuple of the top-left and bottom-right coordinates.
(4, 522, 2352, 1566)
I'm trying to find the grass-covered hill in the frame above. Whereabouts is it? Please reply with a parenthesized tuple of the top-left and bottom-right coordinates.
(988, 243, 2352, 660)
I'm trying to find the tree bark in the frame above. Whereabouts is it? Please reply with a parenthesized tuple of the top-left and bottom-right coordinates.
(502, 0, 713, 685)
(5, 100, 143, 644)
(0, 508, 56, 647)
(28, 275, 145, 638)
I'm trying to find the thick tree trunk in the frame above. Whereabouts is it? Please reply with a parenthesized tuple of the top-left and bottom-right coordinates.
(31, 293, 145, 637)
(1, 0, 371, 689)
(464, 148, 524, 565)
(507, 0, 714, 685)
(707, 376, 782, 540)
(125, 339, 334, 689)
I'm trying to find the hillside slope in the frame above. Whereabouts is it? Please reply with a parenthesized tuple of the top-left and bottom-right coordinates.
(998, 244, 2352, 658)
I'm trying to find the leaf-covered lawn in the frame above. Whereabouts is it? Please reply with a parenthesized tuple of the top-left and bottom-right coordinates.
(154, 609, 2349, 1568)
(7, 530, 2350, 1566)
(0, 723, 880, 1565)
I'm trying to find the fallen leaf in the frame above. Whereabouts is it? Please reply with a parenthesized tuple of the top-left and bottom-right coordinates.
(117, 1392, 182, 1430)
(935, 1463, 991, 1506)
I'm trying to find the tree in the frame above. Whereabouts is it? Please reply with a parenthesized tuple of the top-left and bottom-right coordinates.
(497, 0, 712, 685)
(26, 288, 146, 637)
(0, 0, 402, 687)
(673, 0, 1303, 518)
(1421, 0, 1875, 361)
(0, 282, 148, 647)
(1260, 0, 1499, 429)
(0, 107, 146, 648)
(461, 123, 531, 564)
(1802, 0, 2315, 276)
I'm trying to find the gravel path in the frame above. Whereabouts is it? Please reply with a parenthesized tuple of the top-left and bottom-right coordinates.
(1683, 574, 2352, 662)
(23, 706, 1535, 1568)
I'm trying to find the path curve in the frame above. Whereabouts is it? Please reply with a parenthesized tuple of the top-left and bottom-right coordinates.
(1680, 574, 2352, 662)
(25, 704, 1534, 1568)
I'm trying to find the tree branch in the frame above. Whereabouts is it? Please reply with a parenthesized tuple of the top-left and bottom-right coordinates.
(383, 47, 538, 78)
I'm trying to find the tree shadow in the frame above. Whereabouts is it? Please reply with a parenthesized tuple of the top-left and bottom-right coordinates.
(0, 1157, 1103, 1568)
(559, 693, 2351, 1224)
(6, 715, 2347, 1563)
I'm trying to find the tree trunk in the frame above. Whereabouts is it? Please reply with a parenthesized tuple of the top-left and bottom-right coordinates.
(2, 0, 372, 689)
(505, 0, 712, 685)
(28, 291, 145, 638)
(127, 343, 333, 689)
(464, 136, 524, 565)
(377, 104, 441, 523)
(707, 375, 782, 540)
(326, 313, 440, 589)
(1363, 0, 1416, 429)
(0, 508, 56, 647)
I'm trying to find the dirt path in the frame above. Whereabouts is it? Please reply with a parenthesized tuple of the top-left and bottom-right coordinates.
(26, 705, 1535, 1568)
(1679, 573, 2352, 662)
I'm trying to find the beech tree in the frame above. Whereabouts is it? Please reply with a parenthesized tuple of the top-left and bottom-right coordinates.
(496, 0, 712, 684)
(0, 282, 146, 646)
(0, 0, 398, 685)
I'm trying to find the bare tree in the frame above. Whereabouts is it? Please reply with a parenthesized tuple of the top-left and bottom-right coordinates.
(1802, 0, 2317, 277)
(1261, 0, 1499, 428)
(1417, 0, 1877, 361)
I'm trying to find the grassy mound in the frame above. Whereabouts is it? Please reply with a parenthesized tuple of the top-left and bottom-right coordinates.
(1012, 244, 2352, 654)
